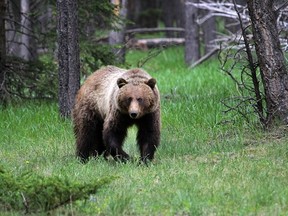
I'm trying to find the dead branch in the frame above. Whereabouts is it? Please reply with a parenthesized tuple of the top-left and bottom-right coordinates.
(189, 47, 219, 68)
(137, 48, 164, 68)
(191, 0, 288, 51)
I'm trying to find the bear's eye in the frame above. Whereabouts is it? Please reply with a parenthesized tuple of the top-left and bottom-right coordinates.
(137, 98, 143, 103)
(127, 97, 132, 103)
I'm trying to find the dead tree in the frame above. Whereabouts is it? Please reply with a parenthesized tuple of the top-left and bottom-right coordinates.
(185, 0, 200, 65)
(193, 0, 288, 128)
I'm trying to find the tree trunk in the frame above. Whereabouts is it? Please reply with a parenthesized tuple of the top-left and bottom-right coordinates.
(203, 14, 216, 55)
(137, 0, 158, 28)
(175, 0, 185, 38)
(109, 0, 127, 64)
(162, 0, 185, 38)
(0, 0, 6, 105)
(127, 0, 141, 29)
(185, 0, 200, 66)
(6, 0, 36, 60)
(20, 0, 31, 60)
(57, 0, 80, 118)
(6, 0, 18, 57)
(162, 0, 175, 37)
(247, 0, 288, 126)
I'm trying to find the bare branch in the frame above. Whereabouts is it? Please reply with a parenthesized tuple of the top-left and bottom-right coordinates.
(276, 1, 288, 12)
(137, 48, 164, 68)
(190, 47, 219, 68)
(191, 0, 288, 51)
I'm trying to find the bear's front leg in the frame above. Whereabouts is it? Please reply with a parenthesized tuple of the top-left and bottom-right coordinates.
(75, 116, 106, 163)
(137, 131, 159, 164)
(103, 122, 130, 162)
(137, 112, 161, 164)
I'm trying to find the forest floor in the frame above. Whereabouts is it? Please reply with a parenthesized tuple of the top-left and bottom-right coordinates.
(1, 47, 288, 215)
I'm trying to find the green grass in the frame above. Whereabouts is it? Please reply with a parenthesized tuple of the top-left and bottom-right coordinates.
(1, 47, 288, 215)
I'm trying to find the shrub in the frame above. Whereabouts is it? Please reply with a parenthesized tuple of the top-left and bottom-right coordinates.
(0, 165, 115, 214)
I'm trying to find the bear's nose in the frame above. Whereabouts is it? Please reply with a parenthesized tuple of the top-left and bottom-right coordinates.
(130, 112, 138, 119)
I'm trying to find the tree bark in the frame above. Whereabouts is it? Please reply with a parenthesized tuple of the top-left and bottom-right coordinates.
(161, 0, 185, 38)
(57, 0, 80, 118)
(0, 0, 6, 105)
(127, 0, 141, 29)
(109, 0, 127, 64)
(137, 0, 158, 28)
(185, 0, 200, 66)
(20, 0, 31, 60)
(203, 14, 216, 55)
(247, 0, 288, 126)
(6, 0, 19, 57)
(161, 0, 174, 37)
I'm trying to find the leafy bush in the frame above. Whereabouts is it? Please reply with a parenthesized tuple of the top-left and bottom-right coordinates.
(5, 55, 58, 101)
(80, 43, 117, 77)
(0, 166, 115, 214)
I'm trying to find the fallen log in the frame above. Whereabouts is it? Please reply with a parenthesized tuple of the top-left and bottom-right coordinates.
(125, 27, 185, 35)
(127, 38, 185, 49)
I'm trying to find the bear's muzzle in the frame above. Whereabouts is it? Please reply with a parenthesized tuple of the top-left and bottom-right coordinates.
(129, 111, 139, 119)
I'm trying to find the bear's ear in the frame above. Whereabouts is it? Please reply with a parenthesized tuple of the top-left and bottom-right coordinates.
(117, 78, 128, 88)
(146, 78, 157, 89)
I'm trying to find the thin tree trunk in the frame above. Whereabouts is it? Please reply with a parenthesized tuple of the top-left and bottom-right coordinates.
(175, 0, 185, 38)
(57, 0, 80, 118)
(162, 0, 175, 37)
(203, 14, 216, 54)
(0, 0, 6, 105)
(67, 0, 80, 116)
(161, 0, 185, 38)
(185, 0, 200, 66)
(20, 0, 31, 60)
(247, 0, 288, 126)
(109, 0, 127, 64)
(6, 0, 18, 57)
(127, 0, 141, 29)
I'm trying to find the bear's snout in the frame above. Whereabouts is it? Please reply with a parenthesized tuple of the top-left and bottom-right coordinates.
(129, 111, 139, 119)
(129, 100, 141, 119)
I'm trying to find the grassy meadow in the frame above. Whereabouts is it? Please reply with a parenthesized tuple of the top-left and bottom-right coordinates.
(1, 47, 288, 215)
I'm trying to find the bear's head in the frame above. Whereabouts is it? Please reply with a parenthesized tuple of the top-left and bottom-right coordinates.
(116, 77, 158, 119)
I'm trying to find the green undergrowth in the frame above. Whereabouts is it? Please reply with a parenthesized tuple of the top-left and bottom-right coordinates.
(0, 165, 114, 214)
(1, 47, 288, 215)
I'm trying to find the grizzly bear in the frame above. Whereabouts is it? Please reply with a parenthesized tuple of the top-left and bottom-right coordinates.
(72, 66, 161, 164)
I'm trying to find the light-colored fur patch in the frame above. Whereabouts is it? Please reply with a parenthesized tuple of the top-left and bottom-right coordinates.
(75, 66, 159, 121)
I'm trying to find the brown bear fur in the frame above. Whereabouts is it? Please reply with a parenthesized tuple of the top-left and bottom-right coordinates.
(72, 66, 161, 163)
